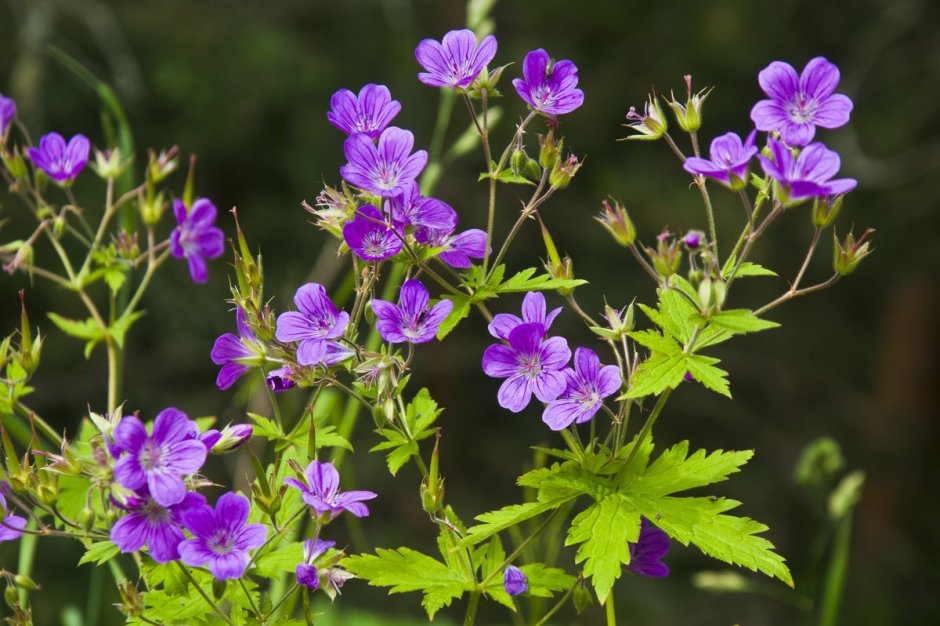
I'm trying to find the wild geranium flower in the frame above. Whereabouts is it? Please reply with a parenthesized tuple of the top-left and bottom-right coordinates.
(113, 409, 208, 507)
(26, 132, 90, 183)
(0, 94, 15, 138)
(370, 279, 453, 344)
(415, 29, 497, 89)
(415, 227, 487, 269)
(111, 489, 205, 563)
(488, 291, 562, 342)
(388, 183, 458, 232)
(170, 198, 225, 284)
(627, 517, 670, 578)
(178, 492, 267, 580)
(276, 283, 350, 366)
(200, 424, 253, 454)
(513, 49, 584, 116)
(542, 347, 621, 431)
(682, 130, 758, 190)
(758, 138, 857, 202)
(296, 538, 336, 590)
(503, 565, 528, 597)
(482, 322, 571, 413)
(0, 493, 26, 542)
(340, 127, 428, 197)
(327, 84, 401, 138)
(343, 205, 403, 261)
(284, 460, 377, 521)
(210, 307, 263, 390)
(751, 57, 853, 147)
(266, 365, 296, 392)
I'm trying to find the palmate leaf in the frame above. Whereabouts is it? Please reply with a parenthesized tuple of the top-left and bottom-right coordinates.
(623, 353, 687, 398)
(342, 547, 473, 619)
(566, 493, 640, 603)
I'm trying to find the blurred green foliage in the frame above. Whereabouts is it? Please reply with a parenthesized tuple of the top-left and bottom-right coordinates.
(1, 0, 938, 624)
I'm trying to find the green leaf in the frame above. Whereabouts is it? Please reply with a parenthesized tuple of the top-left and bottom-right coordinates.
(253, 541, 304, 578)
(623, 353, 687, 398)
(633, 441, 752, 496)
(436, 294, 471, 339)
(343, 548, 473, 619)
(627, 330, 681, 355)
(78, 540, 120, 566)
(248, 412, 284, 440)
(370, 429, 415, 476)
(705, 310, 780, 335)
(47, 313, 105, 343)
(457, 497, 576, 550)
(519, 563, 578, 598)
(496, 266, 586, 293)
(479, 169, 536, 186)
(685, 354, 732, 398)
(110, 311, 146, 349)
(566, 494, 640, 603)
(721, 256, 778, 278)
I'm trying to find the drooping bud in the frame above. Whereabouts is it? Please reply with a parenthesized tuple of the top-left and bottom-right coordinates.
(666, 75, 711, 133)
(503, 565, 528, 597)
(1, 240, 33, 276)
(812, 194, 843, 228)
(621, 95, 668, 141)
(833, 228, 874, 276)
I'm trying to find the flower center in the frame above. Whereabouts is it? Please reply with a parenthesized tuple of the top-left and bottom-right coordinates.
(786, 93, 818, 123)
(518, 354, 542, 378)
(210, 531, 235, 555)
(139, 443, 165, 472)
(143, 500, 170, 524)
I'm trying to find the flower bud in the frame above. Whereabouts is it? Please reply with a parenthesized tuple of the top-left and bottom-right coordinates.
(591, 302, 635, 340)
(92, 148, 131, 180)
(138, 190, 166, 226)
(523, 158, 542, 182)
(503, 565, 528, 597)
(510, 146, 527, 176)
(421, 432, 445, 514)
(206, 424, 253, 454)
(114, 231, 140, 260)
(13, 576, 38, 592)
(595, 199, 636, 247)
(622, 95, 668, 141)
(833, 228, 874, 276)
(80, 507, 96, 530)
(647, 230, 681, 278)
(549, 153, 581, 189)
(1, 241, 33, 275)
(666, 75, 711, 133)
(308, 183, 357, 239)
(466, 64, 509, 98)
(146, 146, 179, 185)
(539, 130, 562, 169)
(1, 147, 27, 180)
(812, 194, 843, 228)
(3, 586, 16, 611)
(683, 230, 704, 250)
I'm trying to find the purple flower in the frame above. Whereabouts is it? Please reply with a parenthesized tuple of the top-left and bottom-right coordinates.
(112, 408, 208, 507)
(201, 424, 253, 454)
(757, 138, 857, 202)
(542, 347, 621, 431)
(343, 205, 403, 262)
(0, 94, 15, 138)
(0, 493, 26, 542)
(512, 49, 584, 116)
(111, 489, 205, 563)
(415, 227, 487, 269)
(482, 322, 571, 413)
(503, 565, 528, 597)
(26, 132, 90, 183)
(327, 84, 401, 138)
(370, 279, 453, 344)
(178, 492, 267, 580)
(266, 366, 296, 392)
(170, 198, 225, 284)
(388, 183, 458, 232)
(276, 283, 350, 366)
(627, 517, 670, 578)
(750, 57, 853, 147)
(415, 29, 497, 89)
(682, 130, 758, 190)
(296, 538, 336, 590)
(210, 307, 262, 390)
(284, 460, 377, 521)
(683, 231, 703, 249)
(488, 291, 562, 342)
(340, 127, 427, 198)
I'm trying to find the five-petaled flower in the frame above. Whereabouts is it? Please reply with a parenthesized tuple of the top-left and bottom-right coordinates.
(112, 408, 208, 507)
(388, 183, 458, 233)
(210, 307, 263, 390)
(327, 84, 401, 138)
(296, 538, 336, 590)
(415, 227, 488, 269)
(340, 127, 427, 197)
(627, 517, 670, 578)
(415, 29, 497, 89)
(542, 347, 621, 431)
(284, 460, 377, 521)
(513, 48, 585, 116)
(0, 492, 26, 543)
(111, 488, 205, 563)
(503, 565, 528, 597)
(26, 132, 90, 184)
(170, 197, 225, 284)
(482, 321, 571, 413)
(370, 279, 453, 344)
(275, 282, 350, 366)
(178, 491, 267, 580)
(342, 205, 404, 262)
(682, 130, 758, 190)
(758, 138, 857, 202)
(0, 94, 15, 139)
(750, 57, 853, 147)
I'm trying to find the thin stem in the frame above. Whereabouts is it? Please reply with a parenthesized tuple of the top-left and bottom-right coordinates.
(754, 275, 841, 316)
(662, 132, 687, 162)
(621, 389, 672, 469)
(791, 227, 823, 291)
(534, 576, 582, 626)
(176, 563, 234, 625)
(605, 593, 617, 626)
(488, 184, 555, 276)
(690, 130, 701, 158)
(464, 590, 481, 626)
(238, 578, 262, 620)
(695, 178, 719, 262)
(628, 242, 661, 283)
(14, 401, 63, 447)
(266, 582, 299, 620)
(479, 508, 563, 589)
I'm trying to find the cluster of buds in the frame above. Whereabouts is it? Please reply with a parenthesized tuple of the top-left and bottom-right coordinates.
(509, 143, 542, 182)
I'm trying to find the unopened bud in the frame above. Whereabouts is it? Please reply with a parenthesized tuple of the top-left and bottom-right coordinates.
(139, 191, 166, 226)
(510, 147, 527, 176)
(666, 75, 711, 133)
(206, 424, 253, 454)
(92, 148, 131, 180)
(2, 147, 27, 180)
(647, 230, 681, 278)
(683, 230, 704, 250)
(595, 199, 636, 246)
(812, 194, 843, 228)
(13, 576, 38, 592)
(833, 228, 874, 276)
(80, 507, 96, 530)
(549, 153, 581, 190)
(539, 130, 562, 169)
(146, 146, 179, 185)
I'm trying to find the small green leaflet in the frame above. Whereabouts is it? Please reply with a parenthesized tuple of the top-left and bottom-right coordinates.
(78, 540, 120, 566)
(370, 388, 441, 475)
(343, 548, 473, 619)
(566, 493, 639, 603)
(479, 164, 536, 186)
(455, 496, 576, 550)
(721, 253, 778, 279)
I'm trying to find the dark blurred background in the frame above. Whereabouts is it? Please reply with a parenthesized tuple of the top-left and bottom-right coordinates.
(1, 0, 938, 624)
